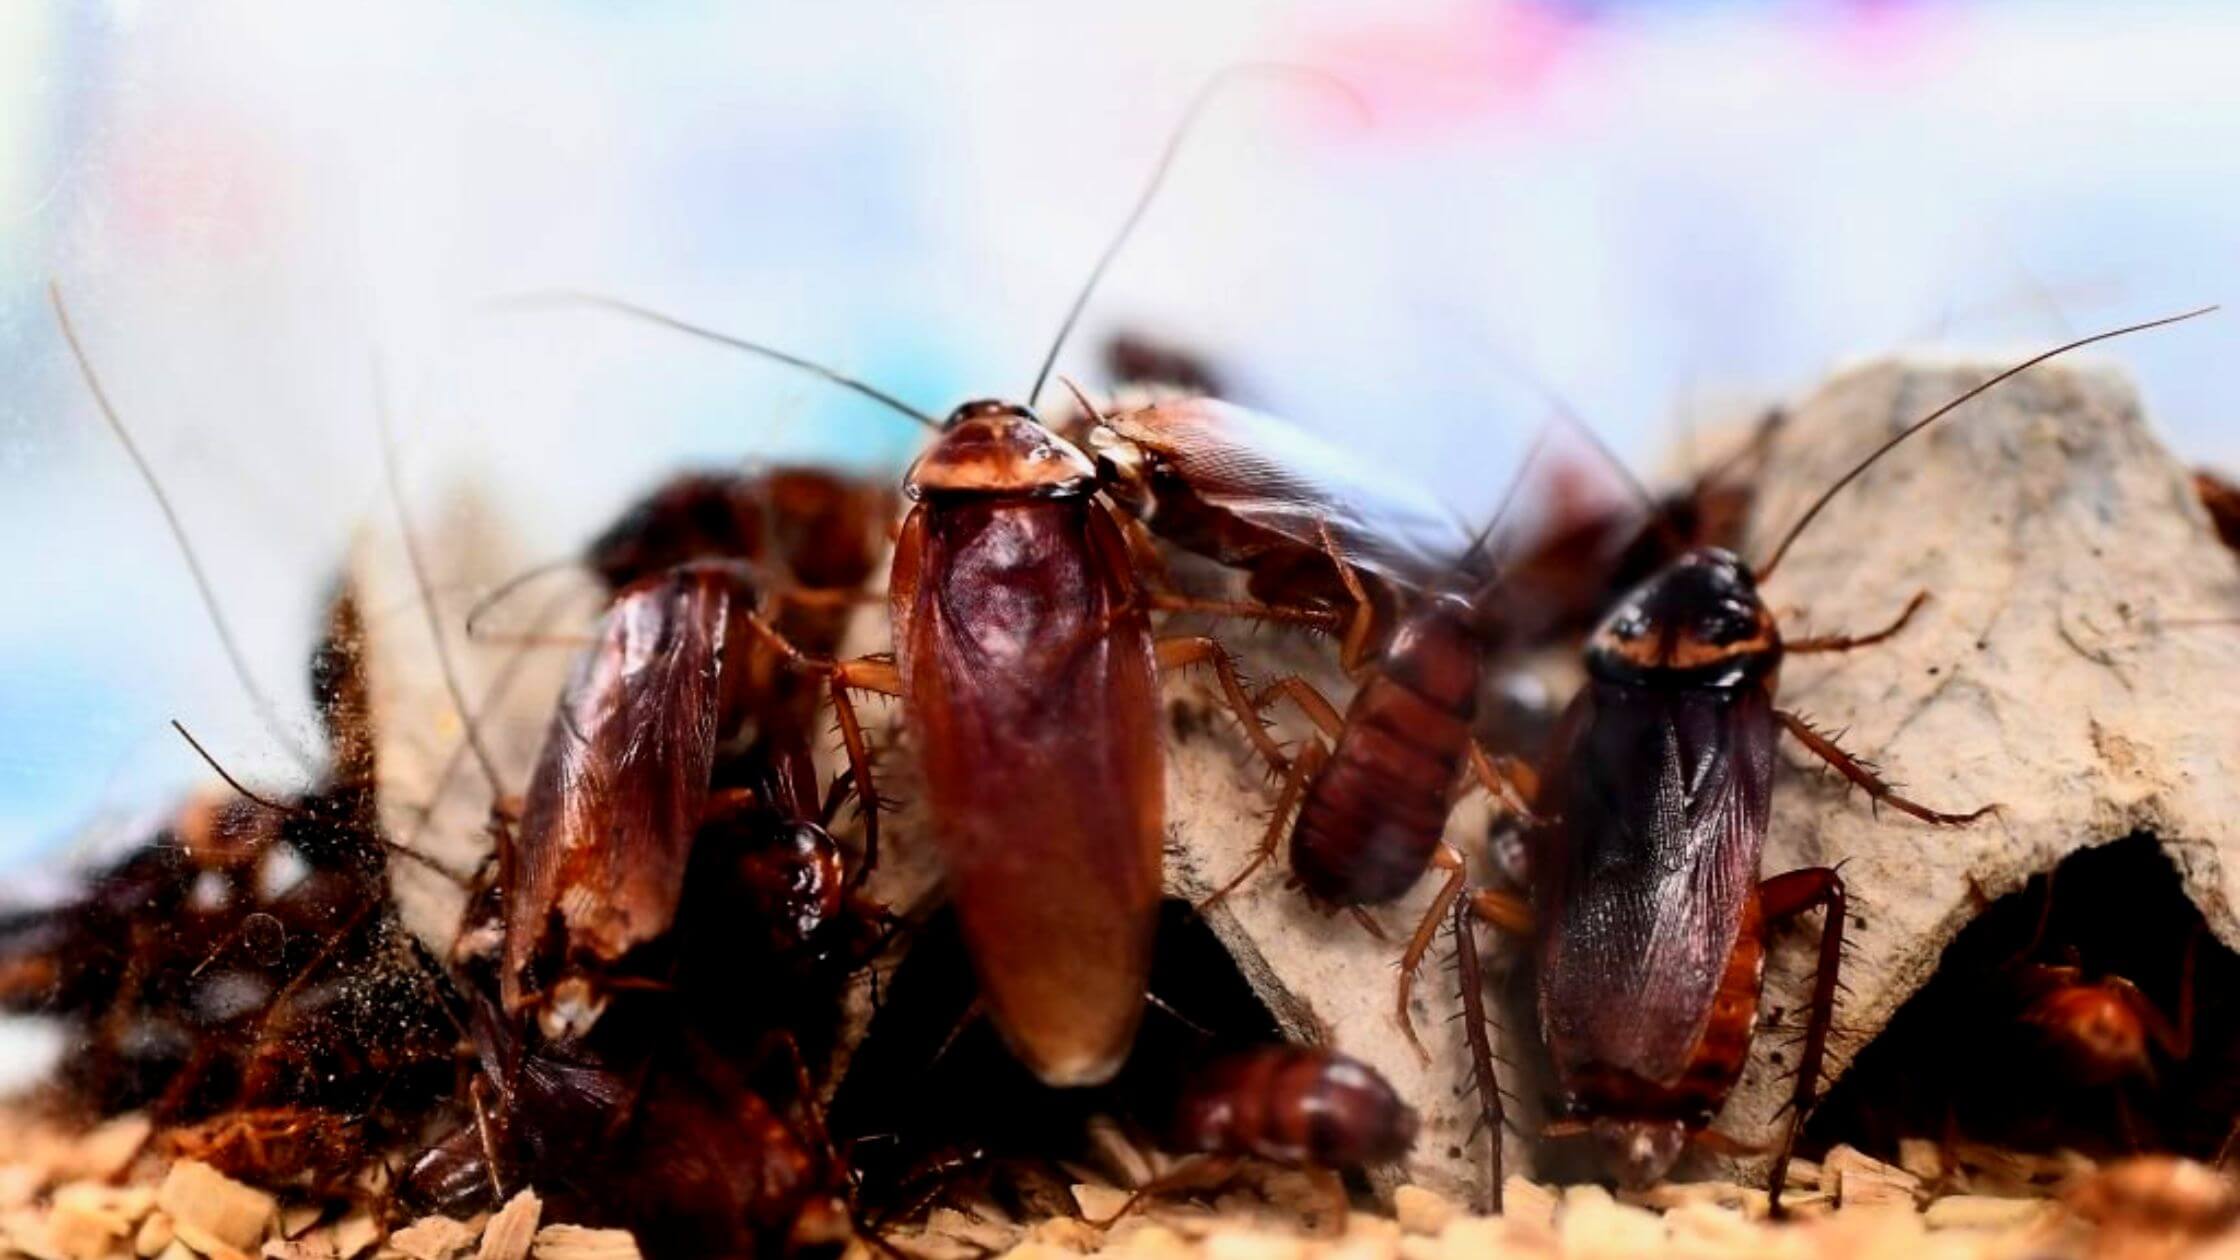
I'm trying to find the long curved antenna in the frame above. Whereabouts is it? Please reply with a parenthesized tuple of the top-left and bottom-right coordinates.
(51, 284, 318, 775)
(170, 718, 297, 815)
(1757, 305, 2217, 582)
(1459, 423, 1559, 605)
(1024, 63, 1371, 409)
(370, 358, 508, 800)
(1474, 341, 1677, 549)
(488, 290, 941, 430)
(463, 554, 583, 640)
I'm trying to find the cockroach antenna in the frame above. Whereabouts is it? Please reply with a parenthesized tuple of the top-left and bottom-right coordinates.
(461, 554, 582, 640)
(1755, 305, 2219, 582)
(50, 283, 319, 775)
(486, 290, 943, 430)
(1473, 341, 1679, 552)
(1022, 62, 1370, 410)
(169, 718, 297, 816)
(369, 354, 509, 800)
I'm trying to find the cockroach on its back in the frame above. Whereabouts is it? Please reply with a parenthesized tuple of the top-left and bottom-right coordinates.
(1448, 310, 2213, 1213)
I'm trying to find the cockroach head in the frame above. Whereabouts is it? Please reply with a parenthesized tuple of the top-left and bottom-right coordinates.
(1586, 547, 1777, 687)
(905, 400, 1098, 501)
(1591, 1117, 1690, 1190)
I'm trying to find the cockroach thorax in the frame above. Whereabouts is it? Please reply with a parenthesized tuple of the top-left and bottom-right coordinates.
(905, 400, 1097, 500)
(1586, 547, 1779, 686)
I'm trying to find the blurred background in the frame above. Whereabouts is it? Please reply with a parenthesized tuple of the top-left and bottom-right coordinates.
(1, 0, 2233, 868)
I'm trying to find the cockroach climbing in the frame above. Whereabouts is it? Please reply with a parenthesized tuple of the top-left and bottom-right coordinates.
(1447, 309, 2213, 1214)
(491, 67, 1421, 1090)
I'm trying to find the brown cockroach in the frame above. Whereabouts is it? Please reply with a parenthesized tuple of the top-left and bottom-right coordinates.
(1089, 1045, 1417, 1227)
(380, 426, 861, 1255)
(1448, 310, 2212, 1213)
(497, 71, 1411, 1089)
(2196, 468, 2240, 554)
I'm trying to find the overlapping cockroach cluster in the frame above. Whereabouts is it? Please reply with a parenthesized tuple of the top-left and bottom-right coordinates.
(10, 82, 2240, 1260)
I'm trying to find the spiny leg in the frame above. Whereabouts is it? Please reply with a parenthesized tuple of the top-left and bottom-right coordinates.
(1452, 889, 1504, 1214)
(739, 610, 902, 872)
(1200, 740, 1327, 910)
(1156, 636, 1289, 772)
(1395, 851, 1532, 1061)
(1149, 590, 1341, 636)
(1254, 674, 1347, 742)
(1785, 590, 1929, 655)
(1757, 865, 1846, 1219)
(1464, 743, 1541, 824)
(1776, 708, 1997, 825)
(1314, 520, 1381, 673)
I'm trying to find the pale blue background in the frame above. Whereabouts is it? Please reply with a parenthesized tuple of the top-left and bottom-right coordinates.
(1, 0, 2234, 870)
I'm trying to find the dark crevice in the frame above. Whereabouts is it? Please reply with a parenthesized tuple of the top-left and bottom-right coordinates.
(1808, 832, 2240, 1163)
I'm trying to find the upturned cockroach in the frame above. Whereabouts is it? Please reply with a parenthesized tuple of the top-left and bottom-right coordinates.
(1448, 310, 2212, 1212)
(497, 69, 1412, 1089)
(1088, 1045, 1417, 1228)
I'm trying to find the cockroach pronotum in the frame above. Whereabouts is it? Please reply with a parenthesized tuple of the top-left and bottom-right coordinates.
(1448, 309, 2213, 1214)
(494, 69, 1422, 1088)
(1089, 1045, 1417, 1228)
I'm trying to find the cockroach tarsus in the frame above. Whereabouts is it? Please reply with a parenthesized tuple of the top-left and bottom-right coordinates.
(1448, 308, 2211, 1213)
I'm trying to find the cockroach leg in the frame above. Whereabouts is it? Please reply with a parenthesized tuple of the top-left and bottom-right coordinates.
(1396, 854, 1533, 1060)
(1148, 590, 1343, 636)
(1155, 636, 1290, 771)
(2139, 924, 2202, 1060)
(1083, 1154, 1242, 1228)
(1253, 675, 1346, 741)
(1312, 520, 1381, 674)
(1757, 865, 1846, 1219)
(1774, 708, 1997, 825)
(1451, 889, 1504, 1214)
(468, 1073, 506, 1207)
(1199, 741, 1327, 910)
(1784, 590, 1930, 654)
(1464, 744, 1541, 825)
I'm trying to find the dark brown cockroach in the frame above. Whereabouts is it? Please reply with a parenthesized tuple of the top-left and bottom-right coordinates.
(2196, 468, 2240, 554)
(1089, 1045, 1417, 1227)
(1450, 310, 2213, 1213)
(498, 71, 1397, 1089)
(385, 457, 861, 1255)
(1102, 330, 1229, 400)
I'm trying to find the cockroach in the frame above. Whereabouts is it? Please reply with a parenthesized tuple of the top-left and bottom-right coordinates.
(498, 69, 1393, 1088)
(1088, 1045, 1417, 1227)
(380, 426, 860, 1257)
(1189, 435, 1555, 1053)
(1450, 310, 2212, 1213)
(1101, 330, 1229, 400)
(2196, 468, 2240, 554)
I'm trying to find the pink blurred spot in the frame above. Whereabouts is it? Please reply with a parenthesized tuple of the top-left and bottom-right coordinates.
(1295, 1, 1593, 136)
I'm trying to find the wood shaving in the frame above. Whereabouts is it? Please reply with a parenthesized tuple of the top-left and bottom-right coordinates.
(526, 1224, 642, 1260)
(475, 1192, 541, 1260)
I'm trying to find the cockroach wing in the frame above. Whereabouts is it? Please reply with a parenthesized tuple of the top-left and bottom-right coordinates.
(1533, 680, 1775, 1086)
(502, 570, 734, 1009)
(892, 498, 1164, 1088)
(1104, 399, 1477, 588)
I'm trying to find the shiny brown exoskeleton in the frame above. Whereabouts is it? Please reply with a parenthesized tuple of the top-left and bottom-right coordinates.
(1090, 1045, 1417, 1227)
(2196, 469, 2240, 555)
(1449, 311, 2212, 1213)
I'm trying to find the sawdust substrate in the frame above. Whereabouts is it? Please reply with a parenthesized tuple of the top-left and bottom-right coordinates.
(0, 1106, 2231, 1259)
